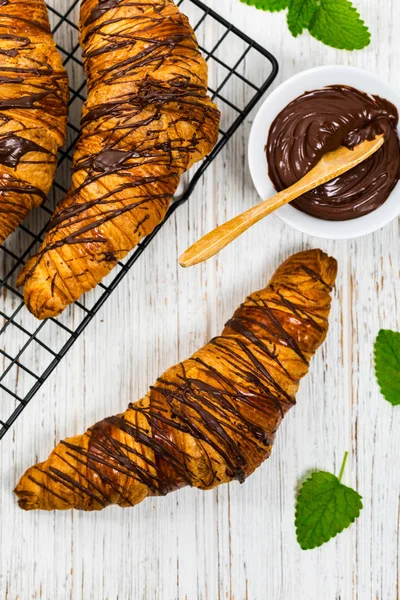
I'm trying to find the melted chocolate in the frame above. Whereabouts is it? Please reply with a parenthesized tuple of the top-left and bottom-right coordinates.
(84, 0, 124, 26)
(0, 173, 47, 202)
(266, 85, 400, 221)
(0, 33, 30, 57)
(0, 134, 51, 167)
(0, 91, 50, 110)
(0, 75, 23, 84)
(0, 13, 49, 35)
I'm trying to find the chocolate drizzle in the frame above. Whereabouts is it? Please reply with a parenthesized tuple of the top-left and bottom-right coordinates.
(0, 91, 51, 110)
(0, 74, 23, 84)
(0, 134, 51, 167)
(0, 173, 47, 202)
(0, 33, 30, 57)
(19, 252, 337, 510)
(84, 0, 125, 26)
(266, 85, 400, 221)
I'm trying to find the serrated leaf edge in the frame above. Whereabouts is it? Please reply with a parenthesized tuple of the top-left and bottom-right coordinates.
(308, 1, 371, 51)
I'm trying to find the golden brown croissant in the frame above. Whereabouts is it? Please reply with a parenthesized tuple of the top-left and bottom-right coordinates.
(15, 249, 337, 511)
(17, 0, 220, 319)
(0, 0, 68, 244)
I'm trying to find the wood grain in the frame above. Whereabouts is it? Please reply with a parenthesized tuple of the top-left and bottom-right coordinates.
(1, 0, 399, 598)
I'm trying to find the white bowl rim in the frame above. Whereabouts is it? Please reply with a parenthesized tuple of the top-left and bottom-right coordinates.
(248, 65, 400, 240)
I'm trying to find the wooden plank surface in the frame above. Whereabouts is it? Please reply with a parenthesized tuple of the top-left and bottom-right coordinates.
(1, 0, 399, 598)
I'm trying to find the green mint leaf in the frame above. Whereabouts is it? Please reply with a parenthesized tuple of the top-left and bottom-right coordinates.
(374, 329, 400, 406)
(287, 0, 317, 37)
(295, 453, 363, 550)
(308, 0, 371, 50)
(239, 0, 288, 12)
(239, 0, 370, 49)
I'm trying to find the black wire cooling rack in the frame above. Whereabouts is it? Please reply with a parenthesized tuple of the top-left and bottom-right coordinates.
(0, 0, 278, 440)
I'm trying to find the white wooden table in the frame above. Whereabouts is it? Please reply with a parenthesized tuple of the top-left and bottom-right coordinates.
(1, 1, 399, 598)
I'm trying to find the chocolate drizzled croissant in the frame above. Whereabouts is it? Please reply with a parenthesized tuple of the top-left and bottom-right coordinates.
(17, 0, 220, 319)
(0, 0, 68, 244)
(15, 250, 337, 511)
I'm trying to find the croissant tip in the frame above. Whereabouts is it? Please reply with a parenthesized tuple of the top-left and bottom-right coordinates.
(14, 486, 40, 511)
(21, 287, 66, 320)
(30, 302, 62, 321)
(299, 247, 338, 271)
(317, 248, 338, 278)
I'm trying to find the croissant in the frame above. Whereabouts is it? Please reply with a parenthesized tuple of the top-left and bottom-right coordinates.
(15, 249, 337, 511)
(17, 0, 220, 319)
(0, 0, 68, 244)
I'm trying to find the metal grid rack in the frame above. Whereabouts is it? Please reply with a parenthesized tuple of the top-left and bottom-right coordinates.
(0, 0, 278, 440)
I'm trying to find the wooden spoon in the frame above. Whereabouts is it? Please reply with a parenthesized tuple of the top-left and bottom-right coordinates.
(179, 134, 384, 268)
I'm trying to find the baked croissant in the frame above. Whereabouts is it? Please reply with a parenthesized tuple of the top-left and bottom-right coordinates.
(0, 0, 68, 244)
(15, 249, 337, 511)
(17, 0, 220, 319)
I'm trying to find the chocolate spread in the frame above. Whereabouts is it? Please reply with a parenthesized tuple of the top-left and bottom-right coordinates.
(266, 85, 400, 221)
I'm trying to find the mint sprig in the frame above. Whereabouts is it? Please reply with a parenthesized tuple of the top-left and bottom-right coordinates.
(295, 452, 363, 550)
(239, 0, 371, 50)
(374, 329, 400, 406)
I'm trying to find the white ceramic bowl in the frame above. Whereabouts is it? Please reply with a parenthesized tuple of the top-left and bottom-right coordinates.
(248, 65, 400, 240)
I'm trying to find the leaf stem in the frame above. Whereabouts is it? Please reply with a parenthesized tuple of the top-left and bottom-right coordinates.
(338, 451, 349, 482)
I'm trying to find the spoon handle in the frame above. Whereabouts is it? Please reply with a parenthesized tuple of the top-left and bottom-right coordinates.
(179, 135, 384, 268)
